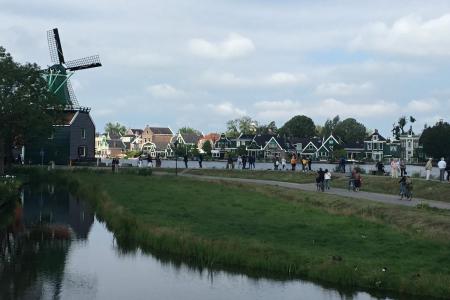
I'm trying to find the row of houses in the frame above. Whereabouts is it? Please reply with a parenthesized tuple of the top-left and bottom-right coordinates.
(94, 125, 424, 163)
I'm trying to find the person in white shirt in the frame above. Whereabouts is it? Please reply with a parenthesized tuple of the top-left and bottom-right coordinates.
(324, 169, 331, 190)
(425, 158, 433, 180)
(438, 157, 447, 182)
(281, 157, 286, 170)
(390, 159, 399, 178)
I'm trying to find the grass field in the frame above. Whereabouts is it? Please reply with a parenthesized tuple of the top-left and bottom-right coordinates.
(67, 170, 450, 298)
(185, 168, 450, 202)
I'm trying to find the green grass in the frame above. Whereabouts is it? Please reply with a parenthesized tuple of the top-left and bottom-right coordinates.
(67, 171, 450, 299)
(186, 168, 450, 202)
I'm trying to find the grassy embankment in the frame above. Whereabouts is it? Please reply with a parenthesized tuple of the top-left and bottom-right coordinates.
(66, 170, 450, 299)
(185, 168, 450, 202)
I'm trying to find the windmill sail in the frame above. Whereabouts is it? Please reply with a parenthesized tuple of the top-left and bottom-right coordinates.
(47, 28, 65, 64)
(66, 79, 80, 108)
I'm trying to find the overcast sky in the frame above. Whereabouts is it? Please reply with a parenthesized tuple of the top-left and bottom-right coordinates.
(2, 0, 450, 137)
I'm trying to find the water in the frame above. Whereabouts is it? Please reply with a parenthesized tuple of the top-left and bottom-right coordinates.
(0, 186, 398, 300)
(104, 158, 440, 177)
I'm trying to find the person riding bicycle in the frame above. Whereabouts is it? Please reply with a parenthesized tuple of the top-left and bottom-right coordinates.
(399, 174, 413, 200)
(316, 168, 325, 191)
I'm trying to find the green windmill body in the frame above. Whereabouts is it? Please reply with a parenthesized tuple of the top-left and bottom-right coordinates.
(45, 28, 102, 109)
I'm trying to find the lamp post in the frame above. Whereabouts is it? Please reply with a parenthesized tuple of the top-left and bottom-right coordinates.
(173, 140, 179, 176)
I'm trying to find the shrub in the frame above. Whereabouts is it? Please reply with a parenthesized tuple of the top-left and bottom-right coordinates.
(137, 169, 153, 176)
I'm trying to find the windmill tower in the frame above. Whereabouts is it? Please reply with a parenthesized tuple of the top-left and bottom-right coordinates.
(45, 28, 102, 110)
(25, 28, 102, 165)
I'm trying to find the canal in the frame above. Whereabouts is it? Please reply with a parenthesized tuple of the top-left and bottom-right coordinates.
(0, 185, 399, 300)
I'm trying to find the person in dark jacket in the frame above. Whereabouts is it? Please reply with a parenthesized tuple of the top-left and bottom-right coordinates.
(198, 154, 203, 168)
(183, 155, 188, 168)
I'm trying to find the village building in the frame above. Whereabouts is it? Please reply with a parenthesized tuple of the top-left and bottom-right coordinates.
(25, 109, 95, 165)
(198, 133, 220, 154)
(140, 126, 174, 158)
(364, 129, 387, 162)
(95, 132, 126, 158)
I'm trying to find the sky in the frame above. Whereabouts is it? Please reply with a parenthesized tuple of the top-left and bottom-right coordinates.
(2, 0, 450, 138)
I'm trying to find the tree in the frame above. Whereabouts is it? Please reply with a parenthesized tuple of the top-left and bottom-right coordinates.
(420, 120, 450, 159)
(179, 126, 201, 135)
(322, 115, 340, 137)
(105, 122, 126, 136)
(256, 121, 278, 135)
(279, 115, 316, 138)
(226, 116, 258, 137)
(202, 140, 212, 156)
(0, 46, 62, 175)
(334, 118, 366, 144)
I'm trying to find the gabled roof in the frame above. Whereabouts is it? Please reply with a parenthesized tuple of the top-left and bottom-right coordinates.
(324, 134, 340, 145)
(253, 134, 275, 147)
(109, 132, 122, 140)
(180, 133, 203, 144)
(238, 133, 256, 140)
(107, 140, 125, 149)
(262, 136, 284, 150)
(145, 126, 173, 135)
(202, 133, 220, 142)
(367, 129, 386, 142)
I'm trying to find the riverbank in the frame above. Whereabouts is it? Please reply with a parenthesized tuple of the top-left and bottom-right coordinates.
(56, 169, 450, 299)
(183, 168, 450, 202)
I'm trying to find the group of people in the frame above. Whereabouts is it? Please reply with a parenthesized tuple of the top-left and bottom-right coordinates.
(138, 154, 162, 168)
(316, 168, 332, 191)
(235, 155, 256, 170)
(289, 154, 312, 172)
(388, 159, 407, 178)
(426, 157, 450, 182)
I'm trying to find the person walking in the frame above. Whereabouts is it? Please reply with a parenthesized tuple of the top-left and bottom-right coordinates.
(281, 157, 286, 170)
(438, 157, 447, 182)
(324, 169, 331, 190)
(425, 158, 433, 180)
(198, 154, 203, 168)
(290, 154, 297, 171)
(390, 159, 398, 178)
(400, 159, 406, 177)
(316, 168, 325, 191)
(446, 158, 450, 182)
(308, 157, 312, 171)
(147, 154, 153, 168)
(340, 157, 346, 173)
(183, 154, 188, 168)
(273, 156, 279, 170)
(302, 157, 307, 172)
(237, 155, 242, 169)
(242, 155, 247, 169)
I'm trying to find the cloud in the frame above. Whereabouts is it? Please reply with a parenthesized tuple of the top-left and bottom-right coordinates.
(254, 98, 399, 121)
(351, 14, 450, 56)
(108, 51, 173, 68)
(146, 84, 185, 98)
(188, 33, 255, 59)
(406, 99, 439, 113)
(199, 71, 306, 88)
(207, 101, 247, 117)
(315, 82, 373, 96)
(264, 72, 307, 86)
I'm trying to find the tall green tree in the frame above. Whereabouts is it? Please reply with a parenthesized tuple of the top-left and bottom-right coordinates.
(179, 126, 201, 135)
(322, 115, 340, 137)
(420, 120, 450, 159)
(334, 118, 366, 144)
(0, 46, 62, 174)
(256, 121, 278, 135)
(202, 140, 212, 156)
(226, 116, 258, 137)
(279, 115, 316, 138)
(105, 122, 126, 136)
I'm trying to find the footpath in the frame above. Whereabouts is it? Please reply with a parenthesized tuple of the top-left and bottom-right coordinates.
(163, 171, 450, 210)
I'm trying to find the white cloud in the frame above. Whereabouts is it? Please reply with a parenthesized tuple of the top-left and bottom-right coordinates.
(199, 71, 306, 88)
(207, 101, 247, 117)
(315, 82, 373, 96)
(108, 52, 173, 68)
(254, 98, 399, 121)
(264, 72, 307, 86)
(146, 84, 185, 98)
(406, 99, 439, 113)
(188, 33, 255, 59)
(351, 14, 450, 56)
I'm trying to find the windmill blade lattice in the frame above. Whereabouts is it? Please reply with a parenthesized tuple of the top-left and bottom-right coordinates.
(47, 28, 65, 64)
(66, 55, 102, 71)
(66, 79, 80, 108)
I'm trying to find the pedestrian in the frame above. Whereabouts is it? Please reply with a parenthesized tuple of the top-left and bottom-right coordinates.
(248, 155, 253, 170)
(308, 158, 312, 171)
(438, 157, 447, 182)
(147, 154, 153, 168)
(227, 155, 234, 169)
(316, 168, 325, 191)
(446, 158, 450, 182)
(400, 159, 406, 177)
(184, 154, 188, 168)
(290, 154, 297, 171)
(340, 157, 346, 173)
(281, 157, 286, 170)
(138, 156, 143, 168)
(324, 169, 331, 190)
(399, 174, 407, 199)
(242, 155, 247, 169)
(251, 155, 256, 169)
(353, 170, 362, 191)
(156, 154, 161, 168)
(198, 153, 203, 168)
(111, 158, 116, 173)
(302, 157, 308, 172)
(237, 155, 242, 168)
(425, 158, 433, 180)
(273, 155, 279, 170)
(390, 159, 398, 178)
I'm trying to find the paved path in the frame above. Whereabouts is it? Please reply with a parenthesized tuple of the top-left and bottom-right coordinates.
(171, 173, 450, 210)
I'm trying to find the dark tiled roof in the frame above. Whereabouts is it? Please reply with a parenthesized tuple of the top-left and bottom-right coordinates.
(367, 130, 386, 141)
(343, 141, 365, 149)
(149, 127, 173, 135)
(238, 134, 256, 140)
(59, 111, 77, 125)
(154, 141, 170, 151)
(181, 133, 202, 144)
(107, 140, 125, 149)
(253, 134, 275, 147)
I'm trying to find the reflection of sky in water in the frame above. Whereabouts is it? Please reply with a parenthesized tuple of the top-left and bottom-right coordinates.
(60, 220, 390, 300)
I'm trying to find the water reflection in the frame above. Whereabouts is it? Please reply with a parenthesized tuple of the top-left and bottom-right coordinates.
(0, 186, 404, 300)
(0, 185, 94, 299)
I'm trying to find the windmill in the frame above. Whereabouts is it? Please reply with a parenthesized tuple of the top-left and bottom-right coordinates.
(45, 28, 102, 110)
